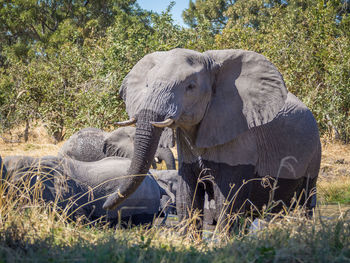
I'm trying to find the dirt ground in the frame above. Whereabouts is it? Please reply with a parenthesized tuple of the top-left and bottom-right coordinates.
(319, 140, 350, 178)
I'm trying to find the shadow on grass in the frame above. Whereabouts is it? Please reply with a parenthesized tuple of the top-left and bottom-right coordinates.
(1, 212, 350, 263)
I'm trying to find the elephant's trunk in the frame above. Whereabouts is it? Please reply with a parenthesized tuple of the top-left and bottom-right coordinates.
(103, 110, 163, 210)
(156, 147, 176, 170)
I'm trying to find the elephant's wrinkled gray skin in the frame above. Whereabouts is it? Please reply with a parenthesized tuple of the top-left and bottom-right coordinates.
(59, 127, 176, 170)
(103, 48, 321, 231)
(150, 169, 179, 215)
(2, 155, 160, 225)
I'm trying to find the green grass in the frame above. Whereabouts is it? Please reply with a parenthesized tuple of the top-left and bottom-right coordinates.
(318, 176, 350, 204)
(1, 170, 350, 262)
(1, 210, 349, 263)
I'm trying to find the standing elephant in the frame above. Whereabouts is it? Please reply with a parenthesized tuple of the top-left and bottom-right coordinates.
(150, 169, 179, 215)
(102, 48, 321, 230)
(59, 127, 176, 169)
(2, 155, 161, 225)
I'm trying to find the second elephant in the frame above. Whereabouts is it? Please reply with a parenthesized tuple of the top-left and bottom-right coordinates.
(150, 169, 179, 215)
(59, 127, 176, 169)
(2, 155, 161, 225)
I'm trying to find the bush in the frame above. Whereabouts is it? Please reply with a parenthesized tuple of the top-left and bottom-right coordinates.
(0, 6, 192, 140)
(1, 0, 349, 142)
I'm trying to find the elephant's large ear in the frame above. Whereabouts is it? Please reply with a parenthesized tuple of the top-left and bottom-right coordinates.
(119, 52, 175, 148)
(196, 49, 288, 148)
(120, 52, 161, 117)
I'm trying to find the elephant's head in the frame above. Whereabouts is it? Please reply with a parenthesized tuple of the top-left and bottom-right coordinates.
(59, 127, 106, 162)
(103, 48, 287, 210)
(103, 126, 136, 158)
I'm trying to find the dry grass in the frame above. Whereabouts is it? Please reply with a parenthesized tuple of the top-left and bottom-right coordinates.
(320, 137, 350, 178)
(316, 137, 350, 204)
(0, 142, 63, 157)
(1, 123, 64, 157)
(1, 127, 350, 261)
(0, 169, 349, 262)
(318, 176, 350, 204)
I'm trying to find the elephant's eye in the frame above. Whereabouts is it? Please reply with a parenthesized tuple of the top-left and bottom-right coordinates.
(186, 83, 196, 91)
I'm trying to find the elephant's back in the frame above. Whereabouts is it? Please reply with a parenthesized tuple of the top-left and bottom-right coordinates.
(59, 128, 106, 162)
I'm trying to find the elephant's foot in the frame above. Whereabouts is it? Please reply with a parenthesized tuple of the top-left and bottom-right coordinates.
(109, 213, 156, 228)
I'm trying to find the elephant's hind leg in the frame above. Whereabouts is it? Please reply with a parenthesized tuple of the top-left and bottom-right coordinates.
(296, 176, 317, 217)
(298, 142, 321, 217)
(249, 176, 310, 215)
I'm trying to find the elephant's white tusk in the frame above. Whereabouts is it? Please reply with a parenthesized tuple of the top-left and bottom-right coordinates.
(150, 118, 174, 128)
(116, 118, 136, 126)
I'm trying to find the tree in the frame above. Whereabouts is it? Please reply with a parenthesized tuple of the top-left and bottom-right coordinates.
(0, 0, 139, 63)
(182, 0, 233, 33)
(0, 2, 194, 141)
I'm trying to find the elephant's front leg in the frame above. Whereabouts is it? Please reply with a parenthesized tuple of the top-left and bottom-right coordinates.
(211, 163, 256, 232)
(176, 163, 205, 231)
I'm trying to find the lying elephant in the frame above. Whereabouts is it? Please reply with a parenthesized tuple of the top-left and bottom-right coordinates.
(59, 127, 178, 218)
(59, 127, 176, 169)
(2, 155, 161, 225)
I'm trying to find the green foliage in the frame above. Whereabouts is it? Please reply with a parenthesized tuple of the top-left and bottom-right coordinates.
(0, 0, 141, 139)
(0, 42, 126, 141)
(0, 1, 193, 140)
(182, 0, 232, 33)
(0, 0, 350, 141)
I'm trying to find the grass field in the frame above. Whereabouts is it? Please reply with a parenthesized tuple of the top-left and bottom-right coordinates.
(1, 128, 350, 262)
